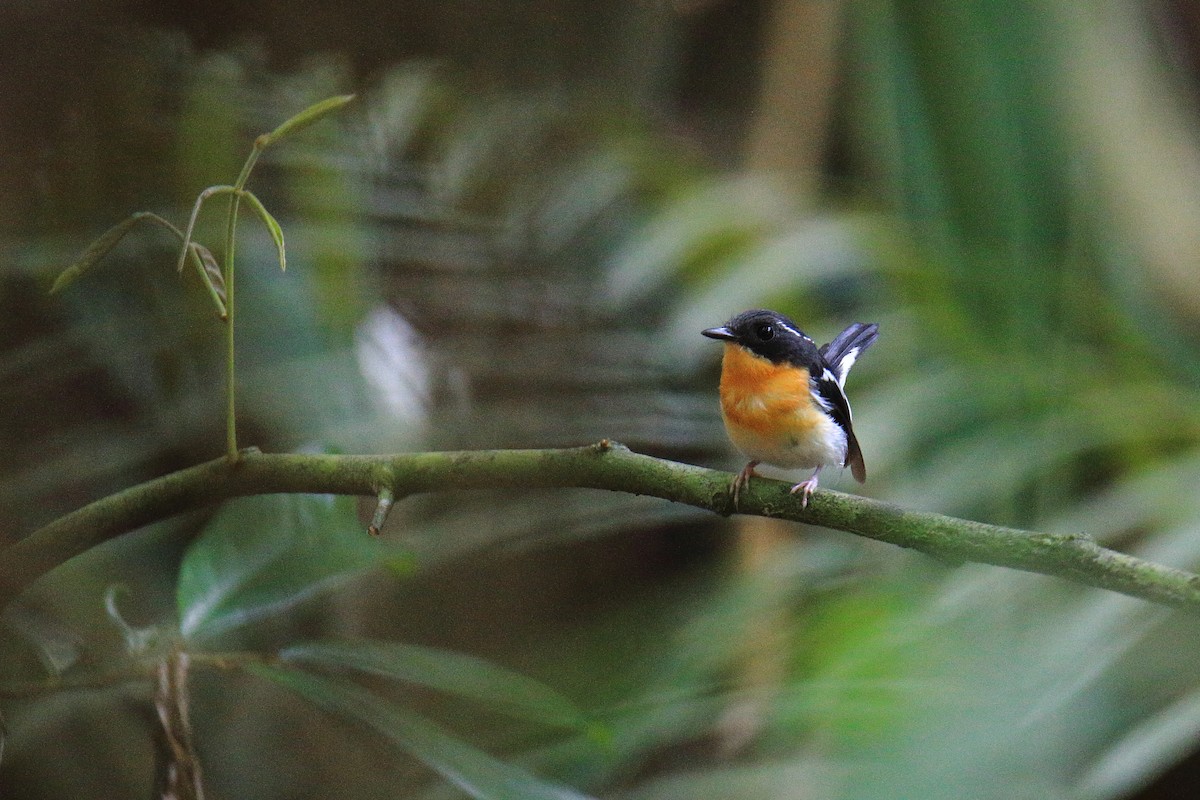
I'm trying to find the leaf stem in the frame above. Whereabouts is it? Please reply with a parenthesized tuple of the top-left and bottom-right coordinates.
(50, 96, 354, 462)
(223, 191, 241, 462)
(217, 136, 273, 462)
(220, 141, 266, 463)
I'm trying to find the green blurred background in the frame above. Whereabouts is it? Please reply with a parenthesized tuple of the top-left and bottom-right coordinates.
(4, 1, 1200, 798)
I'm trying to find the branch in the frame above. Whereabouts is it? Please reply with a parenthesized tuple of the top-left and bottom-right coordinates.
(4, 442, 1200, 614)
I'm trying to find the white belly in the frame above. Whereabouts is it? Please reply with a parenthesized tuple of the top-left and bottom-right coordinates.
(725, 405, 847, 470)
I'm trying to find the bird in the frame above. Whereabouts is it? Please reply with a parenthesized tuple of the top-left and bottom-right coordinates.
(702, 309, 878, 508)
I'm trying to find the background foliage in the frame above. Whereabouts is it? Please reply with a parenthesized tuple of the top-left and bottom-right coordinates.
(4, 1, 1200, 798)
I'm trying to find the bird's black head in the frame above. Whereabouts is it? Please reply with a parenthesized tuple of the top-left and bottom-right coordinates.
(702, 309, 819, 366)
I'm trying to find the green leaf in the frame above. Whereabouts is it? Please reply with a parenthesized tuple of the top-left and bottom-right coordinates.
(188, 242, 228, 319)
(251, 665, 594, 800)
(175, 185, 236, 274)
(260, 94, 356, 147)
(50, 212, 182, 294)
(280, 640, 591, 730)
(240, 190, 287, 271)
(176, 493, 387, 642)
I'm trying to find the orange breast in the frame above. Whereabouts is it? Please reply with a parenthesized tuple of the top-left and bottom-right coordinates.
(717, 343, 840, 469)
(718, 344, 813, 431)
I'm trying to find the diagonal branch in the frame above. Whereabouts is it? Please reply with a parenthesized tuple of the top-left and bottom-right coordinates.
(4, 442, 1200, 613)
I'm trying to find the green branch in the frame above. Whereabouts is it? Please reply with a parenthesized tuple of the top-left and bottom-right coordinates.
(4, 442, 1199, 614)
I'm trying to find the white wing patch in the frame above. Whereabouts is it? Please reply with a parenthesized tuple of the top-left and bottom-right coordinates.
(814, 369, 854, 422)
(832, 348, 860, 387)
(810, 370, 837, 412)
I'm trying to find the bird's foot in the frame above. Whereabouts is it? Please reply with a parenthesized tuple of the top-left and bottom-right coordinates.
(788, 469, 822, 509)
(731, 461, 760, 508)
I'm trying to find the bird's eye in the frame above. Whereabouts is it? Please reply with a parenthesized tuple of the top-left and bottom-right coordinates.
(755, 323, 775, 341)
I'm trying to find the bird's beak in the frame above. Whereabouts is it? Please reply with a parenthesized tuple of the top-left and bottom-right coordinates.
(702, 326, 736, 341)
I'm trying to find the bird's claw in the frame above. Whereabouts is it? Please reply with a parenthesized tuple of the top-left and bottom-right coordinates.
(789, 476, 818, 509)
(730, 462, 759, 509)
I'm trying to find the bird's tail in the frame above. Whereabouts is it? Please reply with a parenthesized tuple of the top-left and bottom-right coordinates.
(821, 322, 879, 388)
(845, 429, 867, 483)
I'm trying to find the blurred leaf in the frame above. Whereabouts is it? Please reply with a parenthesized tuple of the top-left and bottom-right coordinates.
(615, 759, 843, 800)
(281, 639, 592, 731)
(667, 215, 874, 362)
(262, 94, 356, 146)
(177, 493, 387, 642)
(1079, 685, 1200, 799)
(241, 190, 287, 271)
(252, 665, 595, 800)
(1049, 452, 1200, 544)
(524, 148, 637, 256)
(50, 212, 183, 294)
(435, 95, 561, 209)
(365, 64, 441, 162)
(0, 605, 84, 677)
(602, 175, 799, 307)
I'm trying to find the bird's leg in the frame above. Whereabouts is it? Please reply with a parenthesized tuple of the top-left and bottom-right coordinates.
(789, 466, 823, 509)
(731, 461, 760, 507)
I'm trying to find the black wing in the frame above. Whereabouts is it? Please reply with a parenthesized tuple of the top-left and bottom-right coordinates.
(811, 366, 866, 482)
(815, 323, 878, 482)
